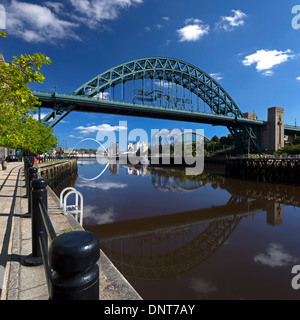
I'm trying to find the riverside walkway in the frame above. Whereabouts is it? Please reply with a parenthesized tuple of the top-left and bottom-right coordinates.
(0, 161, 141, 300)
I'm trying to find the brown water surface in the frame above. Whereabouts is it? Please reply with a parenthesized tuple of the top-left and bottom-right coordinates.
(77, 159, 300, 300)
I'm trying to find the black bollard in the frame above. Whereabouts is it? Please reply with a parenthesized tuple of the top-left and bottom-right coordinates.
(25, 156, 34, 197)
(27, 167, 38, 217)
(49, 230, 100, 300)
(24, 158, 30, 196)
(24, 178, 48, 266)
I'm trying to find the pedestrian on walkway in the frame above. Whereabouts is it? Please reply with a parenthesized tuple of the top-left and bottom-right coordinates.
(1, 160, 7, 170)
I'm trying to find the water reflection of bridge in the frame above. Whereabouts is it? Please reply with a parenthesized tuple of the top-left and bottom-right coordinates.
(86, 189, 264, 280)
(151, 173, 206, 192)
(98, 216, 242, 280)
(85, 166, 300, 280)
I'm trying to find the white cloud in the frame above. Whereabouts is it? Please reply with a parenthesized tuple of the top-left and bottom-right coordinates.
(254, 243, 299, 268)
(68, 0, 143, 29)
(95, 207, 116, 224)
(5, 0, 143, 43)
(6, 0, 80, 43)
(177, 18, 209, 42)
(209, 72, 223, 81)
(242, 49, 295, 76)
(75, 123, 127, 135)
(82, 205, 117, 224)
(145, 16, 169, 32)
(60, 119, 70, 124)
(43, 1, 64, 14)
(296, 77, 300, 81)
(155, 23, 163, 30)
(184, 18, 202, 25)
(189, 278, 218, 298)
(92, 92, 110, 99)
(155, 80, 173, 88)
(262, 70, 274, 77)
(32, 112, 47, 120)
(76, 181, 127, 190)
(216, 9, 247, 31)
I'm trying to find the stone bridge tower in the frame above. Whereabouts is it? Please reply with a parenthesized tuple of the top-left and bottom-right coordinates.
(262, 107, 285, 153)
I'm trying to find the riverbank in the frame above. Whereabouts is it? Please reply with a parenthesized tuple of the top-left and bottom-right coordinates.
(140, 156, 300, 185)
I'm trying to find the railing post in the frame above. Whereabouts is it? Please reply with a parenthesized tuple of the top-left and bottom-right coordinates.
(49, 230, 100, 300)
(24, 178, 48, 266)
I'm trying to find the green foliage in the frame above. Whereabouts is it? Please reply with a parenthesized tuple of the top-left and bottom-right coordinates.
(275, 136, 300, 155)
(219, 134, 234, 145)
(277, 144, 300, 155)
(0, 32, 57, 153)
(292, 136, 300, 145)
(211, 135, 219, 142)
(204, 134, 235, 157)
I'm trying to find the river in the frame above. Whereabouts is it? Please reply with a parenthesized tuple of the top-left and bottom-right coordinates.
(72, 158, 300, 300)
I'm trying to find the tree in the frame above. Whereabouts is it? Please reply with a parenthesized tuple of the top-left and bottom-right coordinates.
(220, 134, 234, 146)
(292, 136, 300, 145)
(211, 135, 219, 143)
(0, 31, 57, 153)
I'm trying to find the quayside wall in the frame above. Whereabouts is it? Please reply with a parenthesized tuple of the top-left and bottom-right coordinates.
(225, 158, 300, 185)
(38, 159, 78, 194)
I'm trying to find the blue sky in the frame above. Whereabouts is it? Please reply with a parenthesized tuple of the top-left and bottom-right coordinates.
(1, 0, 300, 149)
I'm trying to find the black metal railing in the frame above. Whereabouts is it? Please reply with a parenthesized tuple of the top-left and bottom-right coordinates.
(23, 156, 100, 300)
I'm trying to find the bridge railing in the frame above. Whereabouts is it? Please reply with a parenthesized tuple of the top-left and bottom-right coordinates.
(284, 124, 300, 129)
(228, 154, 300, 159)
(23, 157, 100, 300)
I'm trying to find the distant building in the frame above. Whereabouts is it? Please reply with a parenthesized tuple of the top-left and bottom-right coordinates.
(0, 147, 15, 159)
(131, 141, 148, 153)
(128, 143, 133, 151)
(140, 141, 149, 153)
(243, 112, 257, 120)
(108, 142, 119, 155)
(64, 148, 73, 154)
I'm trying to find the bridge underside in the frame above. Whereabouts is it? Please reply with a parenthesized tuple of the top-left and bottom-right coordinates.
(36, 92, 265, 153)
(40, 97, 264, 126)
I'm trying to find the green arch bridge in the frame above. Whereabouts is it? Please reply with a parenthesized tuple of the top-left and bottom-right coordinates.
(33, 57, 300, 153)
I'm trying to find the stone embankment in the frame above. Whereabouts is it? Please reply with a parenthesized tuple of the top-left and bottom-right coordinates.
(225, 157, 300, 185)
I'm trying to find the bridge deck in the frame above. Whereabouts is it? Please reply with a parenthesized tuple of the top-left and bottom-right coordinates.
(34, 91, 267, 127)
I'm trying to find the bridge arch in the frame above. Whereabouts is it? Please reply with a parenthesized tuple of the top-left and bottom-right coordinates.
(38, 57, 261, 152)
(100, 216, 242, 280)
(73, 57, 244, 118)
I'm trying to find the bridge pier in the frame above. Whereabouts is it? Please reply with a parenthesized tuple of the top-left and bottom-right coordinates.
(266, 201, 283, 226)
(261, 107, 284, 153)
